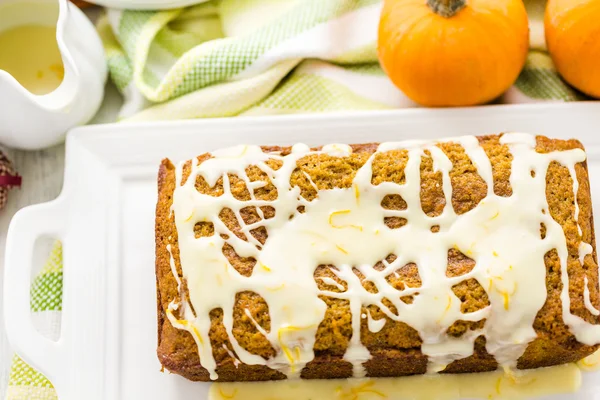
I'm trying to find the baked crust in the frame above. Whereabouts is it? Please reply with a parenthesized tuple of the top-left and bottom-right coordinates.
(156, 135, 600, 381)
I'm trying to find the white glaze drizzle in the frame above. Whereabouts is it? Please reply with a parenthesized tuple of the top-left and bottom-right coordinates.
(583, 277, 600, 316)
(579, 242, 593, 265)
(569, 163, 598, 317)
(569, 164, 583, 236)
(321, 143, 353, 158)
(166, 244, 181, 287)
(244, 308, 269, 337)
(166, 133, 600, 380)
(366, 309, 386, 333)
(316, 277, 345, 291)
(223, 344, 242, 368)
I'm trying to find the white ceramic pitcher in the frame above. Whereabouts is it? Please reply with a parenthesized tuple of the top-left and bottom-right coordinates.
(0, 0, 107, 150)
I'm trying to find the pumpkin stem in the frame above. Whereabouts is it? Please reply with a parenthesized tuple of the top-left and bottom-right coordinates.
(427, 0, 467, 18)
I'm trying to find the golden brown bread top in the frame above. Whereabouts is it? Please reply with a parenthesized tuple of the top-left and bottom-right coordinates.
(156, 134, 599, 379)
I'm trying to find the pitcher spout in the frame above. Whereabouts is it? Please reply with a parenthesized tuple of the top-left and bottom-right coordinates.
(0, 0, 106, 149)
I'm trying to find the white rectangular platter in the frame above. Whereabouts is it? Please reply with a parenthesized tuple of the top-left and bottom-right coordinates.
(5, 102, 600, 400)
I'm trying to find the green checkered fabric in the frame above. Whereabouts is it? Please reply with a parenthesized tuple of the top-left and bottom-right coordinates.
(6, 242, 61, 400)
(6, 0, 592, 398)
(514, 51, 587, 102)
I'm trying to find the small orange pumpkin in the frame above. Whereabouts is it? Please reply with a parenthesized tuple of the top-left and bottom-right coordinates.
(378, 0, 530, 107)
(545, 0, 600, 98)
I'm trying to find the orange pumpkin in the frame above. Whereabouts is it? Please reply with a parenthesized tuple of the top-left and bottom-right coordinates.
(545, 0, 600, 98)
(378, 0, 530, 107)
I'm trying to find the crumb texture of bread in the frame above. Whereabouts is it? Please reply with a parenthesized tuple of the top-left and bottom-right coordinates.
(155, 134, 600, 382)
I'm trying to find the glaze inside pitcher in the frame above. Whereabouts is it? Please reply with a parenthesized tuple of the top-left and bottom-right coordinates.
(0, 2, 64, 95)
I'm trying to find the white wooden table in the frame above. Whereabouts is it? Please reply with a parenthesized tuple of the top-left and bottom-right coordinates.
(0, 82, 123, 398)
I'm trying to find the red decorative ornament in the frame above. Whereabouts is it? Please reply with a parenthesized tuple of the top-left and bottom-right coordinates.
(0, 152, 21, 210)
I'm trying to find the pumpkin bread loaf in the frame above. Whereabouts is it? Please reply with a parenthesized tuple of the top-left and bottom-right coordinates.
(156, 134, 600, 382)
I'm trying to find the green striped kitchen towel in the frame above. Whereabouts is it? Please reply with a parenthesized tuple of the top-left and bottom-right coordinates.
(96, 0, 586, 122)
(5, 0, 591, 398)
(6, 242, 62, 400)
